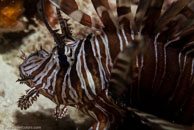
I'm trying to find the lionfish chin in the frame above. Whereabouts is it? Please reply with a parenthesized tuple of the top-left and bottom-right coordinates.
(17, 0, 194, 129)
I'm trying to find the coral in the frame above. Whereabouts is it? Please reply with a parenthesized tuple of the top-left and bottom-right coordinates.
(0, 0, 24, 28)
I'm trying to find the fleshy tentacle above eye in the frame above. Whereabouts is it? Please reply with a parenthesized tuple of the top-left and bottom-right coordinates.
(56, 8, 74, 42)
(38, 0, 64, 49)
(38, 0, 75, 54)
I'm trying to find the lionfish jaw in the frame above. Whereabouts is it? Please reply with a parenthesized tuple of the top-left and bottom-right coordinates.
(16, 75, 34, 86)
(54, 104, 68, 120)
(16, 78, 29, 84)
(17, 87, 39, 110)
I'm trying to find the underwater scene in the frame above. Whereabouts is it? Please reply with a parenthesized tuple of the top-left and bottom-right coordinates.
(0, 0, 194, 130)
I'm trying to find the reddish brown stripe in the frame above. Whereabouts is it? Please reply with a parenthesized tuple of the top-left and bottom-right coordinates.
(117, 7, 131, 16)
(23, 59, 42, 68)
(55, 65, 68, 104)
(84, 37, 102, 92)
(80, 14, 92, 27)
(96, 36, 110, 77)
(69, 41, 83, 100)
(41, 63, 57, 86)
(31, 55, 52, 77)
(91, 0, 110, 9)
(60, 0, 78, 15)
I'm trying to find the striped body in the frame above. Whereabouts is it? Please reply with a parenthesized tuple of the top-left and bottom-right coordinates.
(17, 0, 194, 129)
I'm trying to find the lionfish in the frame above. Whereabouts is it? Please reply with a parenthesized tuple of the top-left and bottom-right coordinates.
(17, 0, 194, 129)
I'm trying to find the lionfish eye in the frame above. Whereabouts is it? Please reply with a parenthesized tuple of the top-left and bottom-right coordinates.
(53, 46, 69, 66)
(58, 53, 69, 66)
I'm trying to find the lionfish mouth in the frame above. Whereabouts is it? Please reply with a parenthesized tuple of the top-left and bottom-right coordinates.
(17, 59, 35, 86)
(17, 75, 33, 85)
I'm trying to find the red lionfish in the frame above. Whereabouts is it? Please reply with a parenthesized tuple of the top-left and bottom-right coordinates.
(17, 0, 194, 129)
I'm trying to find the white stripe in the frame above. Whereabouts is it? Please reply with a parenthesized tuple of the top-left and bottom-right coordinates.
(117, 31, 124, 51)
(24, 61, 41, 71)
(44, 65, 60, 90)
(67, 69, 79, 103)
(51, 61, 60, 94)
(131, 28, 135, 40)
(49, 0, 60, 9)
(100, 33, 113, 74)
(33, 57, 55, 85)
(92, 37, 107, 89)
(104, 33, 113, 67)
(88, 111, 100, 130)
(76, 40, 93, 100)
(34, 62, 55, 85)
(25, 57, 50, 75)
(61, 72, 68, 100)
(136, 55, 139, 68)
(82, 41, 97, 95)
(98, 98, 116, 125)
(26, 55, 39, 64)
(121, 24, 129, 46)
(95, 103, 110, 130)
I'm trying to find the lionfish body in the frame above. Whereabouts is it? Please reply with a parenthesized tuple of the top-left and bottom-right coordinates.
(17, 0, 194, 129)
(18, 0, 131, 129)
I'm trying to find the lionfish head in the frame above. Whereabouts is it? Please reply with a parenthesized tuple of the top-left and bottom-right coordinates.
(17, 47, 59, 110)
(18, 48, 50, 88)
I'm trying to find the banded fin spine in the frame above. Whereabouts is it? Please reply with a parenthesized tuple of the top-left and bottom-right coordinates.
(91, 0, 119, 32)
(38, 0, 64, 48)
(56, 8, 74, 41)
(155, 0, 188, 34)
(135, 0, 164, 34)
(49, 0, 104, 29)
(117, 0, 134, 35)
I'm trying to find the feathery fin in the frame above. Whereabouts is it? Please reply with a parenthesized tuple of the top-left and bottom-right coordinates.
(18, 88, 39, 110)
(155, 0, 188, 34)
(135, 0, 151, 32)
(141, 0, 164, 34)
